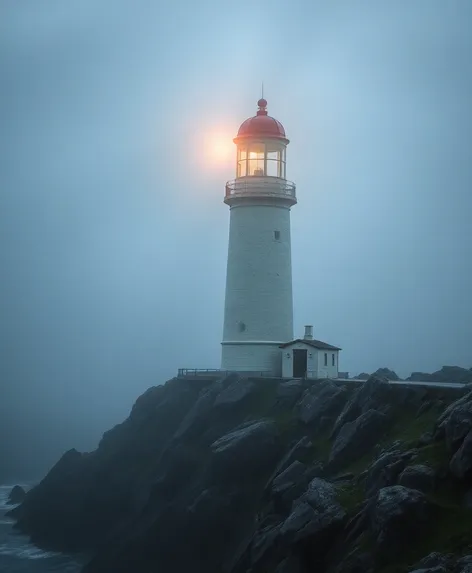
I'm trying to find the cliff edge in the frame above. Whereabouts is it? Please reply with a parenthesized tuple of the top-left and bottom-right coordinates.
(8, 375, 472, 573)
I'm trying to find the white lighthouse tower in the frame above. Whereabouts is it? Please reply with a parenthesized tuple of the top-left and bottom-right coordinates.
(221, 98, 297, 375)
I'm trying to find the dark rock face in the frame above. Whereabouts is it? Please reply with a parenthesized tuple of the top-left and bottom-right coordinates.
(7, 485, 26, 505)
(329, 409, 389, 470)
(269, 435, 313, 479)
(276, 379, 306, 407)
(409, 551, 454, 571)
(412, 565, 447, 573)
(372, 368, 401, 381)
(369, 486, 434, 559)
(279, 478, 346, 543)
(210, 419, 281, 479)
(450, 429, 472, 479)
(270, 461, 317, 512)
(407, 366, 472, 384)
(365, 449, 417, 497)
(9, 374, 472, 573)
(331, 375, 394, 438)
(173, 381, 223, 439)
(244, 477, 347, 573)
(273, 554, 303, 573)
(398, 464, 436, 493)
(439, 393, 472, 452)
(296, 380, 347, 426)
(213, 375, 255, 408)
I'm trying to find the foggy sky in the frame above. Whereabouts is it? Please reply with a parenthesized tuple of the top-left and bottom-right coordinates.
(2, 0, 472, 480)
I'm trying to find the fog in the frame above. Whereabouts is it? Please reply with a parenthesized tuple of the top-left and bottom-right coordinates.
(1, 0, 471, 481)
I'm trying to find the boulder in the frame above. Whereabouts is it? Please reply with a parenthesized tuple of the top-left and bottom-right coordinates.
(272, 461, 307, 496)
(276, 379, 306, 406)
(365, 449, 415, 497)
(329, 409, 389, 470)
(372, 368, 401, 381)
(435, 391, 472, 450)
(369, 486, 434, 558)
(244, 477, 346, 571)
(398, 464, 436, 493)
(7, 485, 26, 505)
(279, 478, 346, 543)
(271, 462, 325, 513)
(214, 376, 256, 408)
(296, 380, 347, 426)
(450, 429, 472, 479)
(457, 555, 472, 573)
(210, 420, 281, 478)
(357, 373, 370, 380)
(331, 376, 392, 438)
(408, 366, 472, 384)
(265, 436, 314, 495)
(409, 552, 453, 571)
(270, 461, 315, 512)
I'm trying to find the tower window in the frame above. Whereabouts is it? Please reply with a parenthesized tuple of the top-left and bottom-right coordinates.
(274, 230, 280, 240)
(332, 353, 335, 366)
(238, 321, 246, 332)
(324, 353, 328, 366)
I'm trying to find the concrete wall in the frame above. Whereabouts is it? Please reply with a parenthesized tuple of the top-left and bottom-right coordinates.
(221, 199, 294, 372)
(221, 342, 282, 375)
(316, 349, 339, 379)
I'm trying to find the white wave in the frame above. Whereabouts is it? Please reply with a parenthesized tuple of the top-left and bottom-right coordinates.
(0, 542, 59, 559)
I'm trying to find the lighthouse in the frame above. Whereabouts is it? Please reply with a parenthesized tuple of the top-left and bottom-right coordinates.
(221, 98, 297, 375)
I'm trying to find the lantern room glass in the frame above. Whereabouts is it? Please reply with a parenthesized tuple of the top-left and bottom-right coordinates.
(236, 142, 286, 179)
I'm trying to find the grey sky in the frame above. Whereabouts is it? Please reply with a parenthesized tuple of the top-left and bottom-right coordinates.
(2, 0, 472, 478)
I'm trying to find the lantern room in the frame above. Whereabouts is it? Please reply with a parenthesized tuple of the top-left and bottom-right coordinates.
(234, 99, 289, 180)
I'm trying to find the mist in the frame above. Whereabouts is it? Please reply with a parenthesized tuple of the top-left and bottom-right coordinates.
(1, 0, 471, 481)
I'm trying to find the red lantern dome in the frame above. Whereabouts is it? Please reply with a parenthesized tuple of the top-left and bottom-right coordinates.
(235, 99, 288, 143)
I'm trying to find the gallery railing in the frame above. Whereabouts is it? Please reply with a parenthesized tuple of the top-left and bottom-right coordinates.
(225, 177, 296, 200)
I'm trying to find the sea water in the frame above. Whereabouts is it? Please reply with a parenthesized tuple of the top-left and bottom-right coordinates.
(0, 485, 83, 572)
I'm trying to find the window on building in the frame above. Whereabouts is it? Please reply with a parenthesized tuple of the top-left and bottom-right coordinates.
(324, 353, 328, 366)
(237, 147, 247, 177)
(274, 230, 280, 240)
(332, 353, 335, 366)
(248, 143, 265, 176)
(266, 142, 286, 178)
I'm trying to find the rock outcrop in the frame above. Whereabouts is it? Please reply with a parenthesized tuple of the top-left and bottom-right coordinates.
(407, 366, 472, 384)
(8, 374, 472, 573)
(7, 485, 26, 505)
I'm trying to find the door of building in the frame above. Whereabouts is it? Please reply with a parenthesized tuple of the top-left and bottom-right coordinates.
(292, 349, 308, 378)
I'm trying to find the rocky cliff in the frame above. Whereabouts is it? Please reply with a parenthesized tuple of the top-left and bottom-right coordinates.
(9, 375, 472, 573)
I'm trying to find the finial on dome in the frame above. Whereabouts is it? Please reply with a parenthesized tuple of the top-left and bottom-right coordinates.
(257, 97, 268, 116)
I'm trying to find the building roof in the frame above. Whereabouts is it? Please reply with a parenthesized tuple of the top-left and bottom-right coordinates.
(235, 99, 288, 142)
(279, 339, 342, 351)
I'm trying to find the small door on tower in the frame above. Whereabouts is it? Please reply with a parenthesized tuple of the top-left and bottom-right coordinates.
(292, 349, 308, 378)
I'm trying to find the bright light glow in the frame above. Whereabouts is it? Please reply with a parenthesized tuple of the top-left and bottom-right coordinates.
(186, 119, 237, 185)
(202, 131, 234, 168)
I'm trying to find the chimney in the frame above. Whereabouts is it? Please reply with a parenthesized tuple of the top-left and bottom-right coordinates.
(304, 325, 313, 340)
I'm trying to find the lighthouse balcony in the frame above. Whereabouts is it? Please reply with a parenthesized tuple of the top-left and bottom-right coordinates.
(225, 176, 297, 204)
